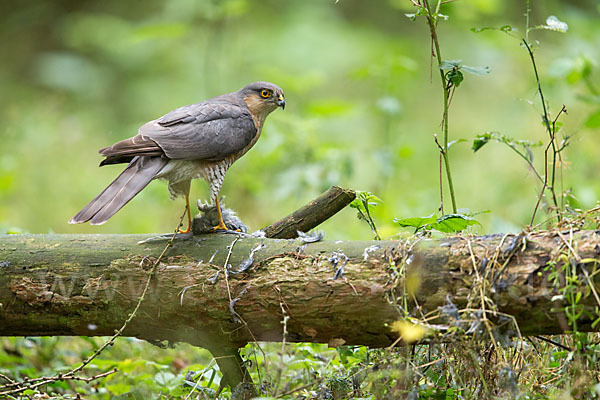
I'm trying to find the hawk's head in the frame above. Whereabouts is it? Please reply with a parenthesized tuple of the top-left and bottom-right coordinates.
(241, 81, 285, 122)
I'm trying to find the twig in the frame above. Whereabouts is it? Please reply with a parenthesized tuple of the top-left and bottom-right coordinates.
(491, 233, 527, 286)
(533, 335, 572, 351)
(183, 359, 218, 400)
(0, 374, 15, 385)
(0, 368, 119, 395)
(273, 301, 289, 397)
(222, 236, 240, 302)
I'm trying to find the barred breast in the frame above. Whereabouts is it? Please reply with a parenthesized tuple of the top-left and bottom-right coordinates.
(154, 125, 262, 202)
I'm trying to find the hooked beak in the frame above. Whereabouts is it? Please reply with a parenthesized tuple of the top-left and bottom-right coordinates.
(276, 94, 286, 110)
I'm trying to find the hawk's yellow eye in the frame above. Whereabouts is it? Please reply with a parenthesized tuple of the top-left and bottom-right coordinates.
(260, 90, 270, 98)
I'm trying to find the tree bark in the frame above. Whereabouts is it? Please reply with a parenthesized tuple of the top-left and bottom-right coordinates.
(1, 230, 599, 351)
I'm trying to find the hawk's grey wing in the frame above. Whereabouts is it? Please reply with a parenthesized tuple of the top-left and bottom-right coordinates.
(142, 100, 257, 161)
(100, 99, 257, 163)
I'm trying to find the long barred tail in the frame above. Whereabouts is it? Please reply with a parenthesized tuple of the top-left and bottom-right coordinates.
(69, 156, 168, 225)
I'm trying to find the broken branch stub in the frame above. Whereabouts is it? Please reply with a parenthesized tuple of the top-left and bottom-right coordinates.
(261, 186, 356, 239)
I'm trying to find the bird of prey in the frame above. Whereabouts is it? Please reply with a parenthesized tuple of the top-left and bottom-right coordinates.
(69, 81, 285, 232)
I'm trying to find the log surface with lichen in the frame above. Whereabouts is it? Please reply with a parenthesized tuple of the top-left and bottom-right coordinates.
(0, 231, 599, 351)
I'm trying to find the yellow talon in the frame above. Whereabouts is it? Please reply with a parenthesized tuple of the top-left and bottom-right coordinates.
(212, 222, 229, 231)
(212, 197, 229, 231)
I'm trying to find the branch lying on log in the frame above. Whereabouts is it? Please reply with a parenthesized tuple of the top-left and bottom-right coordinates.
(1, 230, 599, 349)
(191, 185, 355, 238)
(261, 185, 356, 239)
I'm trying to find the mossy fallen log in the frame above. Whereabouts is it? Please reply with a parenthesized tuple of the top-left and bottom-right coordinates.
(1, 230, 599, 352)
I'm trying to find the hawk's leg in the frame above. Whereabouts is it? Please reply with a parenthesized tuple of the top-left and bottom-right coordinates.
(212, 197, 229, 231)
(168, 180, 193, 234)
(177, 194, 193, 234)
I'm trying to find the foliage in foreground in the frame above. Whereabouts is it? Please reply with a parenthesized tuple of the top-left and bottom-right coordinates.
(1, 331, 600, 399)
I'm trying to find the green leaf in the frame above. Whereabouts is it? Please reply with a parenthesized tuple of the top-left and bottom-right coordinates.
(447, 139, 467, 149)
(447, 69, 463, 87)
(336, 346, 354, 364)
(154, 371, 179, 389)
(395, 213, 480, 233)
(472, 135, 490, 152)
(350, 191, 382, 240)
(429, 214, 480, 233)
(548, 361, 560, 368)
(461, 65, 490, 75)
(350, 191, 382, 211)
(552, 350, 570, 359)
(394, 215, 437, 230)
(405, 7, 426, 21)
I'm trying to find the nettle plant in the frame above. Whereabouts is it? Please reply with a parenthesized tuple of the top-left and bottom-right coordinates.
(355, 0, 577, 237)
(402, 0, 490, 232)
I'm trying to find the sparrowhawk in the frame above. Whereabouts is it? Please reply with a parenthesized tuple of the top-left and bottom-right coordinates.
(69, 81, 285, 232)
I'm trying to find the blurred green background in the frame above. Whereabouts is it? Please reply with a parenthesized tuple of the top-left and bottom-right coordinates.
(1, 0, 599, 239)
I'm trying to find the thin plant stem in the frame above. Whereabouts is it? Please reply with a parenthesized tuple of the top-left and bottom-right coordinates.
(525, 0, 530, 43)
(434, 134, 445, 214)
(523, 39, 561, 224)
(439, 152, 444, 214)
(552, 105, 568, 212)
(530, 135, 552, 227)
(507, 145, 544, 184)
(363, 202, 382, 240)
(423, 0, 458, 214)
